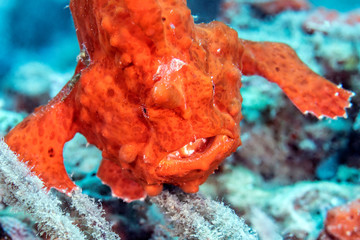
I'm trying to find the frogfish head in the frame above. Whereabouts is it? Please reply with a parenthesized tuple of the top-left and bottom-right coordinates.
(70, 0, 243, 196)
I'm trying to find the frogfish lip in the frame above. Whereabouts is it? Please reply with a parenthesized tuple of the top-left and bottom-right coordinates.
(155, 135, 237, 179)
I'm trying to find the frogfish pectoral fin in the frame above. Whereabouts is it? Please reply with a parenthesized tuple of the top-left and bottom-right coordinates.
(4, 92, 78, 194)
(241, 40, 354, 119)
(97, 158, 147, 202)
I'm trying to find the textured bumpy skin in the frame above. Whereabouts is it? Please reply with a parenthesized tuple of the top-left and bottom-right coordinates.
(324, 200, 360, 240)
(5, 0, 353, 201)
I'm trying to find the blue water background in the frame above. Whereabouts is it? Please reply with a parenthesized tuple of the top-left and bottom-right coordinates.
(1, 0, 360, 84)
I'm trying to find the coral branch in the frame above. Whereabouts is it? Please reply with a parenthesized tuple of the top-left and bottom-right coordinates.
(0, 139, 85, 240)
(0, 139, 120, 239)
(70, 189, 120, 240)
(151, 188, 258, 240)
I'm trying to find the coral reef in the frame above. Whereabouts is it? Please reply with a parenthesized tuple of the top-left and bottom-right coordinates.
(0, 216, 39, 240)
(252, 0, 310, 15)
(218, 0, 360, 238)
(1, 0, 360, 239)
(201, 165, 360, 239)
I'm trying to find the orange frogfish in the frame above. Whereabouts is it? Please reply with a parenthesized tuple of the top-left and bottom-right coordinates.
(4, 0, 353, 202)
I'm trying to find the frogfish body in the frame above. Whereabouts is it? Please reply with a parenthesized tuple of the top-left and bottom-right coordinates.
(5, 0, 353, 201)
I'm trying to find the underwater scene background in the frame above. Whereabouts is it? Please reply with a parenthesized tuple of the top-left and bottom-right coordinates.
(0, 0, 360, 239)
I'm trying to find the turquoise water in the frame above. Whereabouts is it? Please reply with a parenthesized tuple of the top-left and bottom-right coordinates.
(309, 0, 360, 12)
